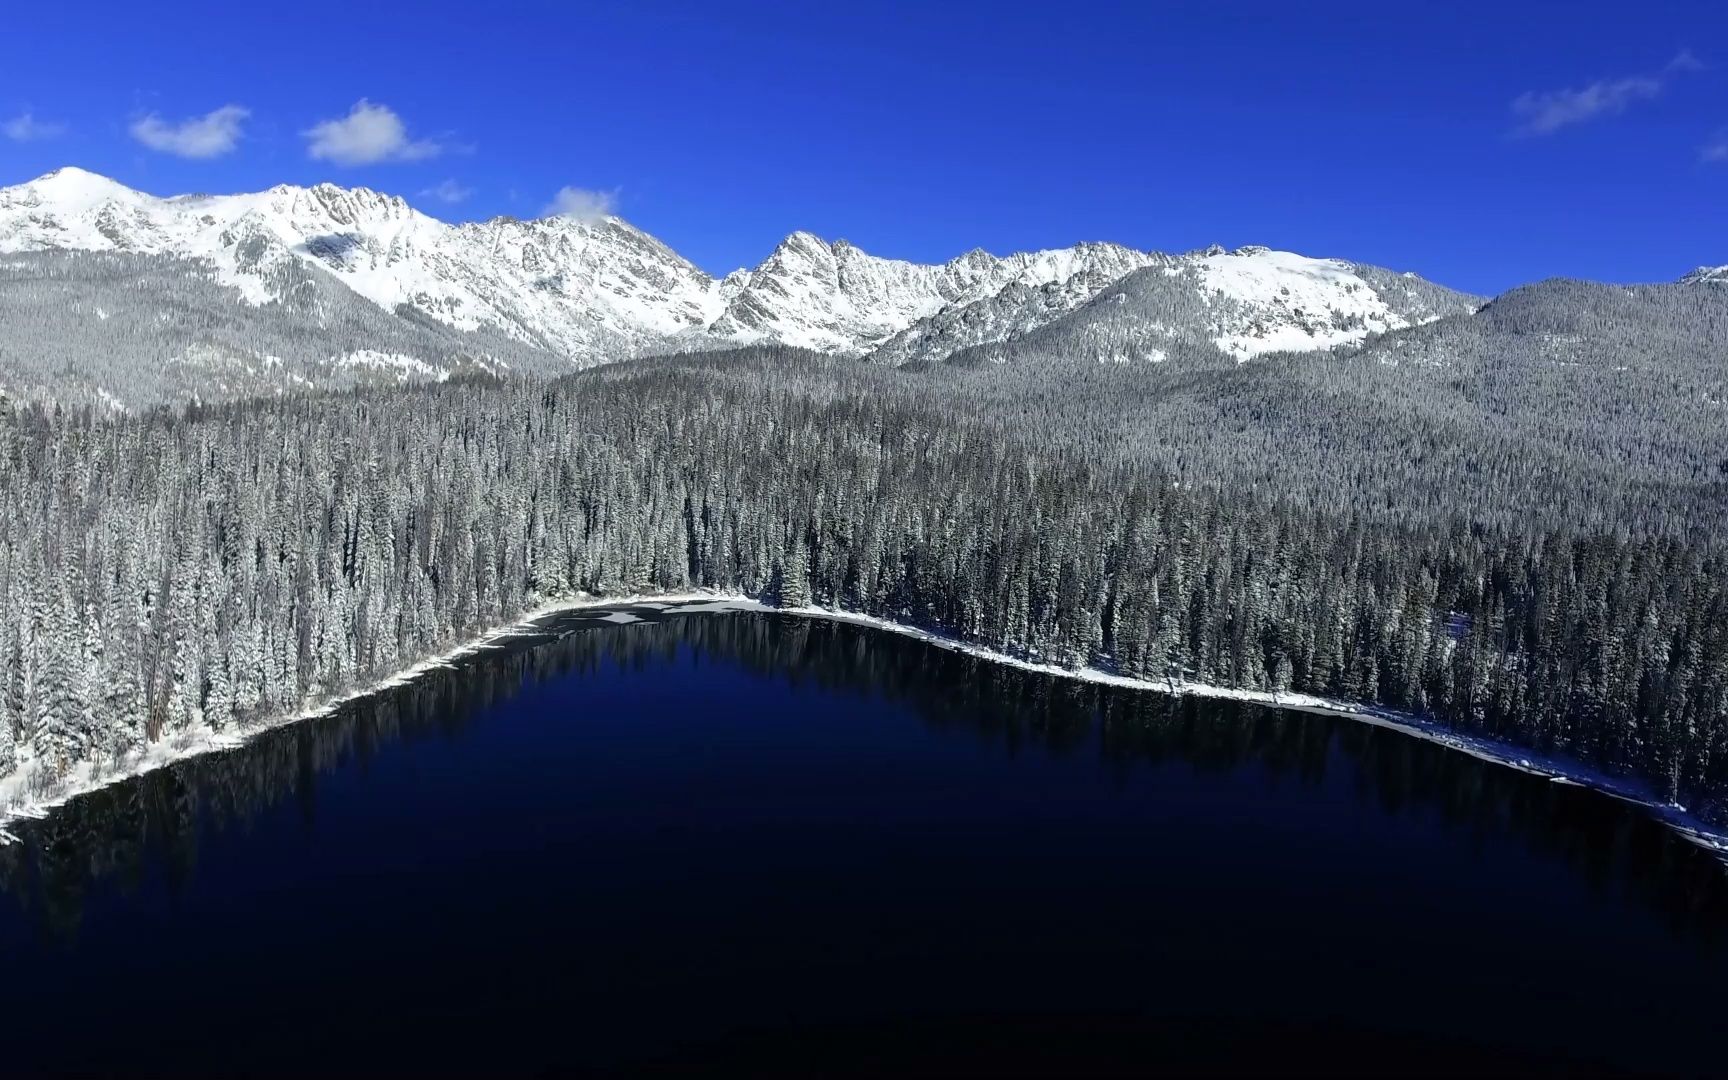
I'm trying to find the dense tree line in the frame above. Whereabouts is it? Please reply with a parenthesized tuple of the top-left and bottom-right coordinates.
(1, 352, 1725, 822)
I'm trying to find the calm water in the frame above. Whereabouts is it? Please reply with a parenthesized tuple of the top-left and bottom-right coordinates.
(2, 604, 1725, 1077)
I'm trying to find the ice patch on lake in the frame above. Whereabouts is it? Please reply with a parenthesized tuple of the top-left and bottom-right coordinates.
(597, 611, 642, 624)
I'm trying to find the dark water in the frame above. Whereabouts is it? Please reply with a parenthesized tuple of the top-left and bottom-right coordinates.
(2, 605, 1725, 1078)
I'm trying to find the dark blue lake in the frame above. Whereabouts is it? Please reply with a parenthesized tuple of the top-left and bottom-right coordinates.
(1, 603, 1724, 1077)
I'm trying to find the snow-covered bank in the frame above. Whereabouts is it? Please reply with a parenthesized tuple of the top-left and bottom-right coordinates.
(764, 601, 1728, 861)
(0, 590, 745, 840)
(5, 593, 1725, 864)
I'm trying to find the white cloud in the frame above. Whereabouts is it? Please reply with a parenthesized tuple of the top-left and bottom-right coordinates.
(1511, 76, 1663, 136)
(129, 104, 249, 159)
(543, 186, 617, 222)
(1702, 130, 1728, 163)
(1666, 49, 1705, 74)
(1511, 50, 1706, 137)
(3, 111, 66, 142)
(304, 100, 441, 166)
(420, 178, 473, 203)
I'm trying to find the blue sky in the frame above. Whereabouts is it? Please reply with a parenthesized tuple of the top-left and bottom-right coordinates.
(1, 0, 1722, 294)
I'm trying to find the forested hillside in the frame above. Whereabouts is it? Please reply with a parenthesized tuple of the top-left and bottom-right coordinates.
(918, 277, 1728, 539)
(0, 251, 568, 409)
(2, 351, 1725, 823)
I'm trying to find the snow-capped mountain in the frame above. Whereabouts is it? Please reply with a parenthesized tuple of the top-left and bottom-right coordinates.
(0, 167, 1481, 404)
(866, 262, 1137, 368)
(0, 169, 1181, 362)
(1681, 265, 1727, 285)
(705, 233, 1159, 354)
(895, 246, 1482, 369)
(0, 167, 718, 359)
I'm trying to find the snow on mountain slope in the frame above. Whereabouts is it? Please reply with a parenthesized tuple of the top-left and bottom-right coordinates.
(929, 246, 1483, 369)
(0, 167, 718, 360)
(0, 169, 1190, 363)
(0, 168, 1477, 391)
(704, 233, 1157, 353)
(1681, 265, 1727, 284)
(865, 262, 1153, 367)
(873, 245, 1480, 367)
(703, 232, 945, 351)
(445, 214, 720, 354)
(0, 248, 570, 410)
(1193, 246, 1474, 358)
(1, 167, 447, 307)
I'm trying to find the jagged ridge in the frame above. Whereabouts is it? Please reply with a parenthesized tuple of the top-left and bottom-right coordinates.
(0, 167, 1483, 403)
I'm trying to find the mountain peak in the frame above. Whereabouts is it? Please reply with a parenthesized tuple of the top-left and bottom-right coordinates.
(1680, 265, 1726, 284)
(12, 166, 142, 209)
(534, 210, 623, 234)
(300, 181, 414, 221)
(35, 165, 107, 183)
(775, 230, 831, 254)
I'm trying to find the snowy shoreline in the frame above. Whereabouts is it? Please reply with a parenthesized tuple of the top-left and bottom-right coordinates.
(769, 601, 1728, 861)
(0, 591, 735, 842)
(4, 593, 1726, 861)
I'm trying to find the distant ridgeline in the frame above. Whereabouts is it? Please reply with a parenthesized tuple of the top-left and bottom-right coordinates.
(0, 340, 1725, 824)
(0, 169, 1481, 409)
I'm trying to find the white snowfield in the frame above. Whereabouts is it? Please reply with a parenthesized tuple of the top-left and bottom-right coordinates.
(2, 167, 1467, 367)
(2, 594, 1723, 862)
(1195, 246, 1422, 359)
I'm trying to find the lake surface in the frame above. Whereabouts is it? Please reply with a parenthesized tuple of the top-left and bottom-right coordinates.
(2, 603, 1725, 1077)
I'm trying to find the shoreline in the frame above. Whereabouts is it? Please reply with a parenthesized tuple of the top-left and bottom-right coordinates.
(4, 593, 1725, 861)
(0, 590, 739, 842)
(769, 601, 1728, 860)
